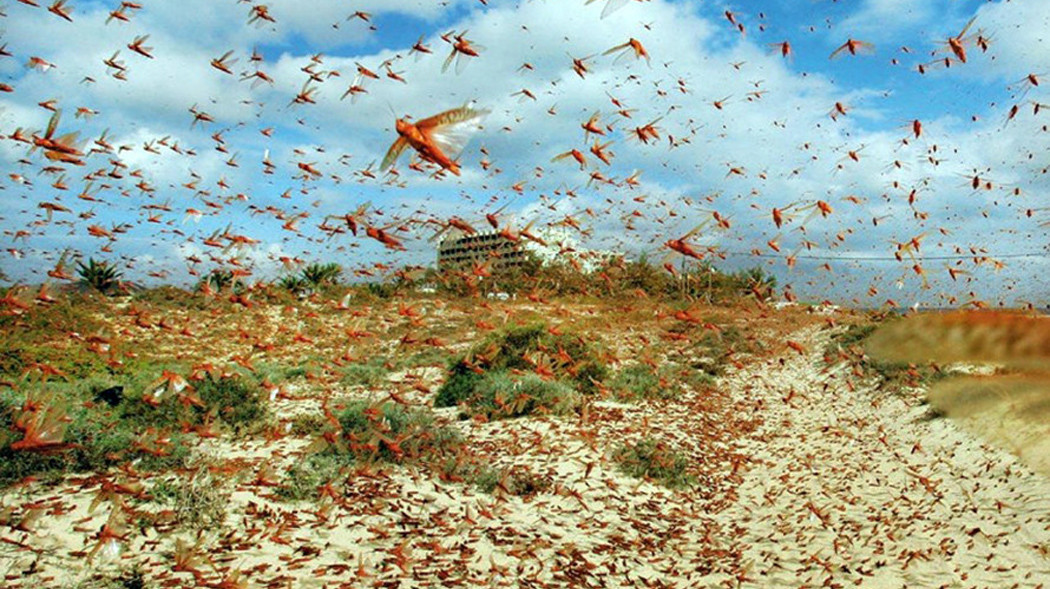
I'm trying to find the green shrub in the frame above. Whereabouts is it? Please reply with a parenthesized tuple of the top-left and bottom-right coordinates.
(608, 364, 663, 401)
(331, 401, 462, 464)
(607, 361, 716, 401)
(436, 323, 608, 408)
(277, 454, 345, 501)
(253, 362, 306, 386)
(0, 389, 190, 487)
(735, 265, 778, 300)
(465, 371, 578, 418)
(473, 465, 551, 498)
(0, 294, 109, 379)
(113, 371, 267, 434)
(194, 373, 268, 430)
(278, 402, 464, 498)
(196, 269, 244, 294)
(340, 358, 391, 388)
(670, 362, 716, 392)
(687, 325, 754, 377)
(276, 274, 309, 295)
(614, 437, 695, 489)
(434, 366, 484, 408)
(362, 281, 400, 299)
(287, 412, 327, 436)
(827, 324, 876, 353)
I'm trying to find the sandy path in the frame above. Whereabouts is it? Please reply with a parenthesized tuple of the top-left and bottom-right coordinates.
(712, 324, 1050, 588)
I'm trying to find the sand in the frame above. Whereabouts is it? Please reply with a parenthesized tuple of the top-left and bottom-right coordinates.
(3, 311, 1050, 588)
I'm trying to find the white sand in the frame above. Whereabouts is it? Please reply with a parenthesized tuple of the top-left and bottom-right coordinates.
(3, 318, 1050, 588)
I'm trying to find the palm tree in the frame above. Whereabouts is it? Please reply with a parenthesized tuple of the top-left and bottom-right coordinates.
(76, 258, 123, 295)
(197, 269, 234, 293)
(300, 263, 342, 288)
(277, 274, 308, 295)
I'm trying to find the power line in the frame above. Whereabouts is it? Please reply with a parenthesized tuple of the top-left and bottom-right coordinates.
(719, 251, 1048, 262)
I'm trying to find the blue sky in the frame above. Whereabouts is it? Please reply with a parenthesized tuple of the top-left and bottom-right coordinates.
(1, 0, 1048, 307)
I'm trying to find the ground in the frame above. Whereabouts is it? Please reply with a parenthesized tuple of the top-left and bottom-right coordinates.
(1, 293, 1048, 588)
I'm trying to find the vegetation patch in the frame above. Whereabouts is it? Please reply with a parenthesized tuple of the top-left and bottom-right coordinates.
(473, 465, 552, 498)
(117, 370, 269, 434)
(194, 372, 269, 430)
(466, 371, 579, 419)
(287, 412, 328, 436)
(608, 364, 667, 401)
(694, 326, 755, 377)
(614, 437, 696, 489)
(427, 252, 776, 302)
(330, 401, 462, 463)
(77, 258, 125, 296)
(436, 323, 607, 410)
(826, 323, 946, 390)
(278, 401, 463, 500)
(339, 357, 392, 388)
(0, 293, 110, 379)
(276, 454, 345, 501)
(0, 388, 190, 487)
(0, 362, 272, 487)
(150, 468, 231, 531)
(277, 262, 344, 296)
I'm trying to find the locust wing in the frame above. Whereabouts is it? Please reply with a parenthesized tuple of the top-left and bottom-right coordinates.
(417, 106, 490, 160)
(380, 137, 409, 171)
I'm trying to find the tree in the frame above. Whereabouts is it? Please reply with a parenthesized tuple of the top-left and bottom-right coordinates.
(739, 265, 778, 300)
(300, 263, 342, 288)
(76, 258, 123, 295)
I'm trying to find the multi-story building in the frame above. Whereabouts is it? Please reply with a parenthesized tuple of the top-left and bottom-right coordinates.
(437, 227, 622, 274)
(437, 230, 530, 271)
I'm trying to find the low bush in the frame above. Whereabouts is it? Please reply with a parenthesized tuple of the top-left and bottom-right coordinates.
(278, 401, 463, 500)
(614, 437, 696, 489)
(331, 400, 462, 463)
(694, 326, 754, 377)
(608, 364, 664, 401)
(339, 358, 392, 388)
(0, 293, 110, 379)
(276, 275, 309, 296)
(467, 371, 579, 418)
(153, 469, 231, 531)
(0, 364, 272, 487)
(253, 362, 307, 386)
(276, 454, 345, 501)
(77, 258, 124, 296)
(287, 412, 327, 436)
(436, 323, 607, 409)
(113, 369, 269, 433)
(194, 373, 268, 431)
(0, 389, 190, 487)
(300, 263, 343, 288)
(473, 465, 552, 498)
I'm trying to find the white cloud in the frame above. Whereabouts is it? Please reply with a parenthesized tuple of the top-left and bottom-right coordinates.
(1, 0, 1048, 304)
(836, 0, 938, 41)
